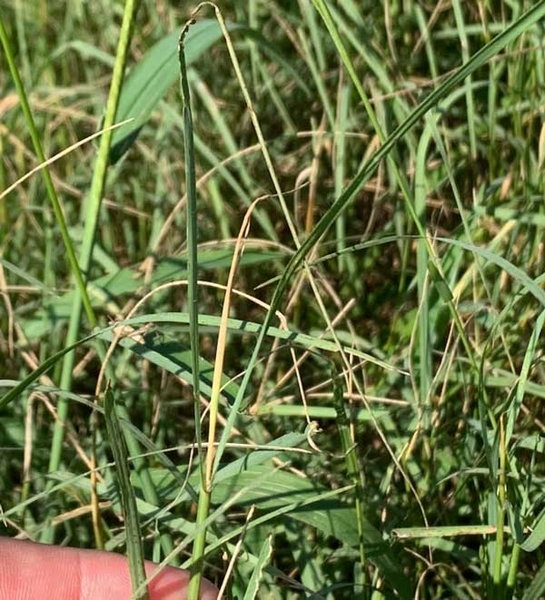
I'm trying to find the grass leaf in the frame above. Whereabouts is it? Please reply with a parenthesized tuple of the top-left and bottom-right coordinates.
(104, 386, 149, 600)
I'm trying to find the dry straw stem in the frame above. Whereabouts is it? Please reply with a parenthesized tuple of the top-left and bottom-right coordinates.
(217, 505, 256, 598)
(204, 194, 269, 490)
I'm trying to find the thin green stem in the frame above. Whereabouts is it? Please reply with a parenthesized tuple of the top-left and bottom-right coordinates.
(331, 365, 367, 594)
(493, 417, 507, 598)
(46, 0, 139, 469)
(178, 22, 205, 600)
(506, 543, 521, 599)
(188, 490, 211, 600)
(178, 25, 202, 454)
(0, 17, 96, 327)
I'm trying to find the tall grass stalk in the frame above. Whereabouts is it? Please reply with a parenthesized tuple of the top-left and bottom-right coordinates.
(0, 18, 96, 328)
(177, 20, 205, 600)
(331, 364, 367, 591)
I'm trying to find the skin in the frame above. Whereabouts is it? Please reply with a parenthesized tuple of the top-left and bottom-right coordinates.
(0, 538, 219, 600)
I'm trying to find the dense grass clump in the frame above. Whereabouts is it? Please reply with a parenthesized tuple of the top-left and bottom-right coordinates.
(2, 1, 545, 598)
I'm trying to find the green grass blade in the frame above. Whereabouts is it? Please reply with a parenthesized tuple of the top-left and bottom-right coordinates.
(452, 0, 477, 159)
(110, 21, 308, 163)
(242, 535, 273, 600)
(22, 249, 283, 339)
(520, 506, 545, 552)
(507, 309, 545, 444)
(178, 21, 206, 600)
(1, 306, 401, 413)
(436, 237, 545, 308)
(209, 466, 412, 598)
(522, 561, 545, 600)
(178, 26, 202, 450)
(104, 386, 150, 600)
(110, 20, 233, 162)
(0, 330, 98, 410)
(331, 365, 367, 584)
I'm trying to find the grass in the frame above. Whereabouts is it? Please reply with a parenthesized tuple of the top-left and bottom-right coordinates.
(2, 1, 545, 598)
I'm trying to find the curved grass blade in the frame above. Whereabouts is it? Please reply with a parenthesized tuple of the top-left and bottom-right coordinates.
(243, 535, 272, 600)
(22, 249, 282, 340)
(51, 39, 116, 67)
(2, 307, 399, 412)
(0, 330, 99, 410)
(520, 506, 545, 553)
(435, 237, 545, 308)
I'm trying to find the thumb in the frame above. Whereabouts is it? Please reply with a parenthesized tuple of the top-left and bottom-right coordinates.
(0, 537, 218, 600)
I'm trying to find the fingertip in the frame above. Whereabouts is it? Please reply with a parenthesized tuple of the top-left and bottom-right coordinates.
(0, 537, 219, 600)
